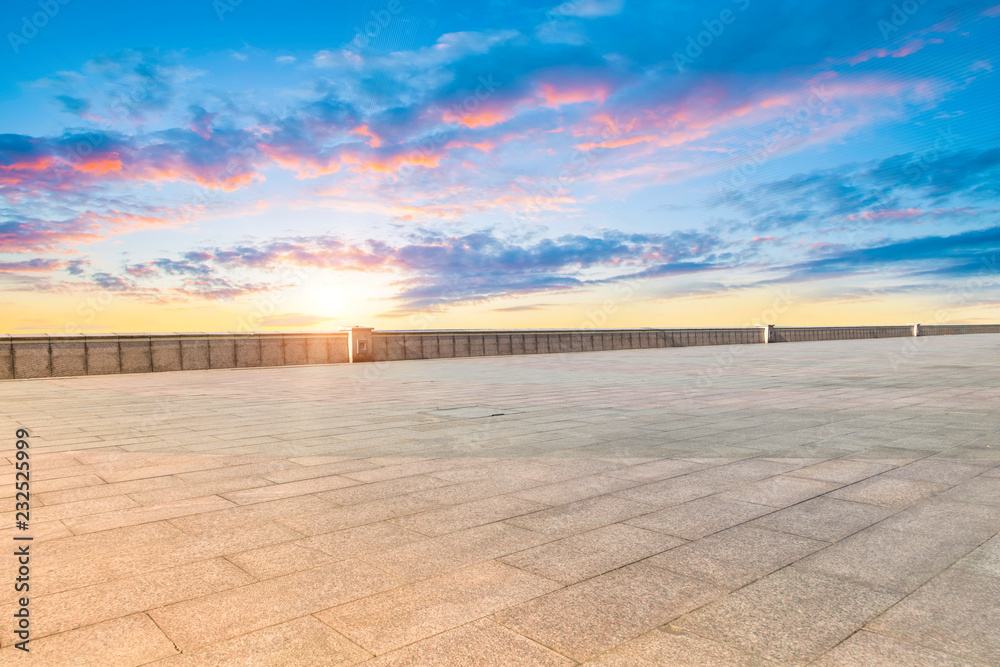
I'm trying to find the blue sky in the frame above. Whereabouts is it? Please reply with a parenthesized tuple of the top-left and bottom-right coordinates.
(1, 0, 999, 332)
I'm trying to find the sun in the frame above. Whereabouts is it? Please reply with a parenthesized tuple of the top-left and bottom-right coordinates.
(310, 287, 345, 316)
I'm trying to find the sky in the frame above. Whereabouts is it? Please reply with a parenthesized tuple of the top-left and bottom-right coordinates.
(1, 0, 999, 334)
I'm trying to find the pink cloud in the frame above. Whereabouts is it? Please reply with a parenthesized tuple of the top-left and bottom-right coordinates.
(439, 78, 613, 130)
(575, 135, 657, 151)
(537, 82, 609, 109)
(443, 139, 497, 153)
(846, 38, 943, 65)
(441, 107, 514, 128)
(260, 143, 341, 178)
(0, 258, 72, 273)
(847, 207, 980, 222)
(0, 132, 263, 194)
(0, 218, 104, 253)
(390, 204, 467, 220)
(343, 149, 442, 173)
(125, 265, 159, 277)
(848, 208, 925, 221)
(349, 125, 383, 147)
(188, 108, 217, 140)
(0, 205, 198, 254)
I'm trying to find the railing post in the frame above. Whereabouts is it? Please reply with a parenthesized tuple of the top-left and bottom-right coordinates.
(342, 326, 374, 362)
(910, 323, 921, 337)
(756, 324, 774, 343)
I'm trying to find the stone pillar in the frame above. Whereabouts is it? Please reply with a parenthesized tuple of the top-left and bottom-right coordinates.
(910, 323, 921, 337)
(757, 324, 774, 343)
(343, 327, 374, 362)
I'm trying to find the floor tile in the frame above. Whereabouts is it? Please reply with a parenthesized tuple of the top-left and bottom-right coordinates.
(317, 560, 560, 654)
(362, 619, 574, 666)
(867, 570, 1000, 665)
(673, 568, 899, 665)
(493, 562, 726, 661)
(501, 523, 684, 584)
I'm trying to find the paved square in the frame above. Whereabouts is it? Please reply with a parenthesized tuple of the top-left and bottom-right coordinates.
(2, 334, 998, 665)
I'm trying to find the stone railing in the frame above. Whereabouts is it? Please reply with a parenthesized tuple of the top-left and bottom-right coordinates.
(1, 332, 349, 380)
(919, 324, 1000, 336)
(768, 325, 914, 343)
(2, 324, 998, 379)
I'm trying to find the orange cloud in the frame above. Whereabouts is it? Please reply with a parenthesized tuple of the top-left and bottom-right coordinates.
(260, 144, 340, 179)
(575, 135, 657, 151)
(848, 208, 925, 221)
(349, 125, 382, 147)
(442, 108, 513, 128)
(846, 38, 942, 65)
(492, 192, 576, 214)
(344, 150, 442, 173)
(658, 129, 710, 147)
(140, 166, 261, 191)
(538, 83, 608, 109)
(443, 139, 496, 153)
(0, 140, 261, 192)
(75, 155, 123, 174)
(0, 155, 56, 172)
(390, 204, 467, 220)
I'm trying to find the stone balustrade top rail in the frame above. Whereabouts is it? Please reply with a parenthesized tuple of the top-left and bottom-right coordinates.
(2, 323, 999, 380)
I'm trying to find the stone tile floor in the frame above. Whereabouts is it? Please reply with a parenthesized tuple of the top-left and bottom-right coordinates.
(1, 334, 998, 665)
